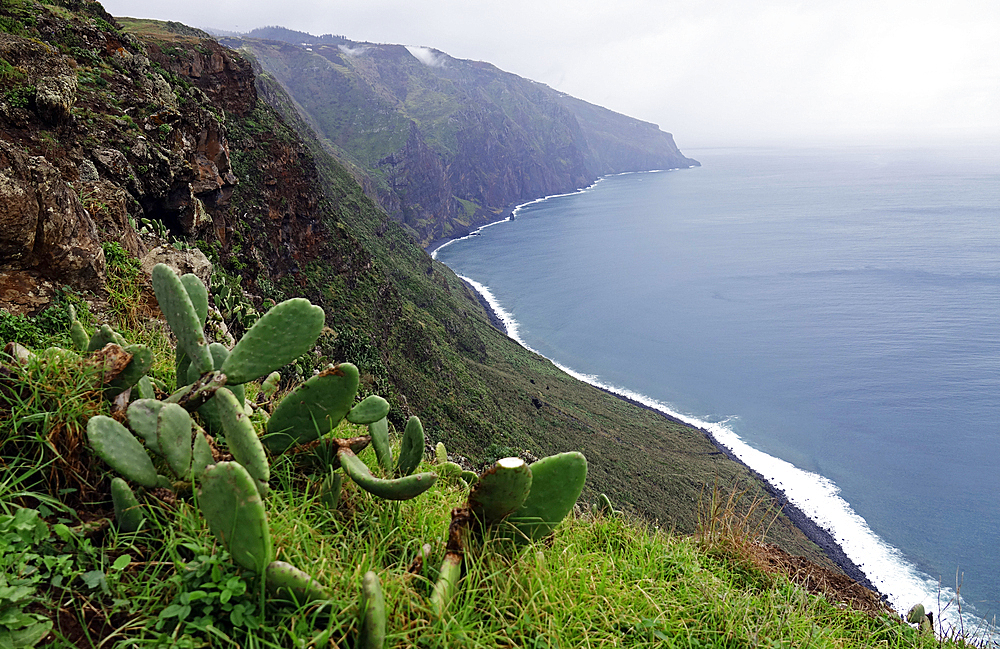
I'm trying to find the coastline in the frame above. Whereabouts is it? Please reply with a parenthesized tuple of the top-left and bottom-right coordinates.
(454, 262, 883, 600)
(592, 385, 882, 597)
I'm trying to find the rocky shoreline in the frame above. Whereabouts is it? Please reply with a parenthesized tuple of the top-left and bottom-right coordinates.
(461, 274, 885, 601)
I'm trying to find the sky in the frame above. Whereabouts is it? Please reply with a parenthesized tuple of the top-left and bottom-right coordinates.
(99, 0, 1000, 148)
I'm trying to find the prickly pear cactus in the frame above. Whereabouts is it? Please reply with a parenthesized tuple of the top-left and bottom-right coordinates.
(151, 263, 214, 375)
(220, 297, 325, 385)
(68, 305, 90, 352)
(509, 452, 588, 544)
(155, 403, 194, 479)
(358, 571, 386, 649)
(103, 344, 153, 399)
(260, 371, 281, 399)
(368, 417, 393, 472)
(338, 450, 437, 501)
(347, 395, 390, 425)
(468, 457, 532, 526)
(127, 399, 165, 454)
(191, 429, 214, 481)
(198, 461, 273, 572)
(265, 560, 329, 603)
(180, 273, 209, 329)
(87, 415, 160, 488)
(195, 343, 246, 434)
(264, 363, 360, 454)
(395, 416, 424, 477)
(215, 387, 269, 495)
(111, 477, 145, 532)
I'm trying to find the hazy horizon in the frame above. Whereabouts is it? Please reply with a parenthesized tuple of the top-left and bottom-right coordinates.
(100, 0, 1000, 150)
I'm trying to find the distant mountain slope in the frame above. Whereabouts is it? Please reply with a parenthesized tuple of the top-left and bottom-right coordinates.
(221, 29, 698, 246)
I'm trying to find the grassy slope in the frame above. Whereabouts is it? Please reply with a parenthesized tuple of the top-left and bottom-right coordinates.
(234, 68, 835, 569)
(1, 342, 945, 648)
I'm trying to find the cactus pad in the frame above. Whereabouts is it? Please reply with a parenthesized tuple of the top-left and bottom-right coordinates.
(346, 395, 390, 425)
(468, 457, 532, 526)
(87, 324, 118, 352)
(264, 363, 360, 454)
(358, 571, 386, 649)
(135, 375, 156, 400)
(260, 371, 281, 399)
(368, 417, 393, 472)
(87, 415, 159, 488)
(395, 416, 424, 477)
(339, 449, 437, 501)
(196, 343, 246, 434)
(265, 561, 329, 603)
(156, 403, 194, 479)
(69, 318, 89, 352)
(127, 399, 165, 454)
(104, 344, 154, 399)
(221, 297, 325, 385)
(180, 273, 209, 329)
(191, 429, 214, 481)
(216, 387, 269, 494)
(430, 554, 462, 620)
(111, 477, 145, 532)
(152, 263, 214, 374)
(198, 461, 272, 572)
(509, 452, 587, 544)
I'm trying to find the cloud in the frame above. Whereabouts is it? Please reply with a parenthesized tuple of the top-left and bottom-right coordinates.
(405, 45, 446, 68)
(338, 44, 369, 57)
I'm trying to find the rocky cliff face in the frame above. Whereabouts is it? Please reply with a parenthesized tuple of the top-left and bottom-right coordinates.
(0, 4, 247, 308)
(224, 31, 699, 246)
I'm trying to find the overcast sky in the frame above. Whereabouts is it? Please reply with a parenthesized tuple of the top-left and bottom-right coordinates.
(100, 0, 1000, 149)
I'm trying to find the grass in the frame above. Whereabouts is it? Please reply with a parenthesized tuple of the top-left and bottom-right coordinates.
(0, 341, 975, 646)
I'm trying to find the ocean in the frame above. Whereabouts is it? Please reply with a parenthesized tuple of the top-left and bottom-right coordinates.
(433, 145, 1000, 635)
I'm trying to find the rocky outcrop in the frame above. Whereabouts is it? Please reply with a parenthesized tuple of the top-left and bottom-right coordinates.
(0, 4, 250, 312)
(0, 140, 105, 288)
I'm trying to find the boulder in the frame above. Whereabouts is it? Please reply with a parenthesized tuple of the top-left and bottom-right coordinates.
(140, 244, 212, 285)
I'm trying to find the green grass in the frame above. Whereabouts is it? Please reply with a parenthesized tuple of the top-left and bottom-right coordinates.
(0, 342, 976, 646)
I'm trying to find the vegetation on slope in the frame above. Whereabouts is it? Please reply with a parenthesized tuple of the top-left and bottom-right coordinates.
(222, 28, 698, 246)
(0, 294, 962, 648)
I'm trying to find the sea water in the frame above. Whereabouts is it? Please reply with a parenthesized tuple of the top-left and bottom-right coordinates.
(433, 145, 1000, 635)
